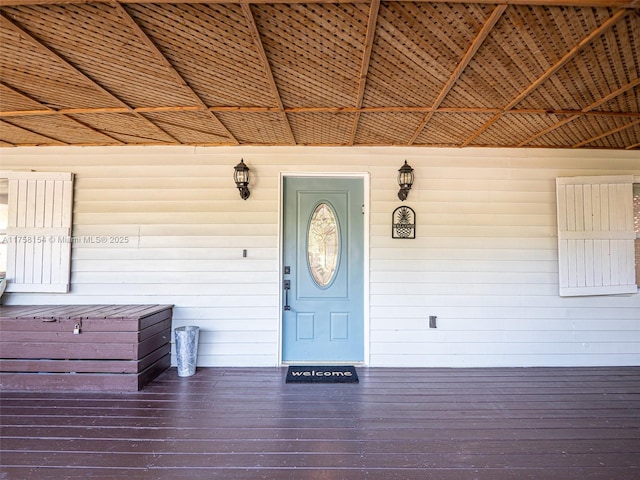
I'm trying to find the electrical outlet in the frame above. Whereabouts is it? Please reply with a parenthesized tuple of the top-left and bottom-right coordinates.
(429, 316, 437, 329)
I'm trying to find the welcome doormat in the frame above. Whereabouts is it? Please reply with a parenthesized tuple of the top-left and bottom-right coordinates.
(286, 366, 359, 384)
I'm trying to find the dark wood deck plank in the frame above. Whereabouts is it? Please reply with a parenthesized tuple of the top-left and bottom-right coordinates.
(2, 450, 639, 469)
(1, 367, 639, 479)
(5, 466, 638, 480)
(4, 437, 638, 455)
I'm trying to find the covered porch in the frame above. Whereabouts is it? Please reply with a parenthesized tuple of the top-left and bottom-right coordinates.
(1, 366, 639, 479)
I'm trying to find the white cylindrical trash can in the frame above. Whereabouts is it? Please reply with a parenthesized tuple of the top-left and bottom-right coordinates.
(174, 326, 199, 377)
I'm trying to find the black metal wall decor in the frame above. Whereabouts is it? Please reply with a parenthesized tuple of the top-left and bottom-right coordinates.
(392, 206, 416, 239)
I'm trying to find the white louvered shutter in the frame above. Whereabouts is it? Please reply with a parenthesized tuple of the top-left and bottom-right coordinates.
(4, 171, 74, 293)
(556, 175, 637, 297)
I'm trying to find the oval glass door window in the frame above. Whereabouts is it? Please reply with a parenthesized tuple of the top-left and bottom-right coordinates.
(307, 202, 339, 287)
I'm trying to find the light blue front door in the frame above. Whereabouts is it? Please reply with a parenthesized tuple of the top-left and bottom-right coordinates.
(282, 177, 364, 363)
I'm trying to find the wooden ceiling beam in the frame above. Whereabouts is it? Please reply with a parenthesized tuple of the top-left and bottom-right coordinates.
(1, 3, 637, 149)
(1, 82, 125, 145)
(464, 112, 502, 146)
(151, 118, 235, 142)
(572, 118, 640, 148)
(3, 105, 638, 117)
(0, 119, 68, 145)
(462, 7, 631, 146)
(583, 77, 640, 112)
(241, 3, 296, 145)
(114, 3, 239, 145)
(0, 108, 132, 117)
(1, 1, 638, 7)
(0, 106, 210, 116)
(507, 109, 639, 118)
(349, 0, 380, 146)
(505, 9, 629, 111)
(408, 3, 507, 145)
(0, 14, 119, 107)
(518, 77, 640, 146)
(517, 114, 580, 146)
(0, 12, 181, 145)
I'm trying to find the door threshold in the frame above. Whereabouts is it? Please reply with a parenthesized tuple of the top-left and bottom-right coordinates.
(282, 361, 365, 366)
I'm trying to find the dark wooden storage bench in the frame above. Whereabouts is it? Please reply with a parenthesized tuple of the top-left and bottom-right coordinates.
(0, 304, 172, 392)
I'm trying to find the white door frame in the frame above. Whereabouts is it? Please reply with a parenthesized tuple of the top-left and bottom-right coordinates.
(278, 172, 370, 366)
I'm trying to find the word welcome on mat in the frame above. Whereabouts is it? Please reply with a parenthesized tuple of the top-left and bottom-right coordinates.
(285, 365, 359, 383)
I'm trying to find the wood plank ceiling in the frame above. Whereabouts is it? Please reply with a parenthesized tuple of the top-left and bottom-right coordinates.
(0, 0, 639, 149)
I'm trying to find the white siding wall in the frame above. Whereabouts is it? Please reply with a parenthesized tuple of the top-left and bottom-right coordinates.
(1, 146, 639, 367)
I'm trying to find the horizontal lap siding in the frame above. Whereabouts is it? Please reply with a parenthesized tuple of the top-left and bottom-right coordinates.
(369, 150, 639, 367)
(1, 146, 639, 367)
(1, 148, 281, 367)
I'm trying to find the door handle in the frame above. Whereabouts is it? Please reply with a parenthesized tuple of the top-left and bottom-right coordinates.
(283, 280, 291, 311)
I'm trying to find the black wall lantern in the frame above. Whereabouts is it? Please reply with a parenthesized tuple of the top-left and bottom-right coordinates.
(397, 160, 414, 201)
(234, 159, 250, 200)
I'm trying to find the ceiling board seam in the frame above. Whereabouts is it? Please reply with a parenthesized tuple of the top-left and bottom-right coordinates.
(461, 7, 631, 147)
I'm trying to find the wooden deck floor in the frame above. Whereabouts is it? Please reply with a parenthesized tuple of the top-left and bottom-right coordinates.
(1, 367, 639, 479)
